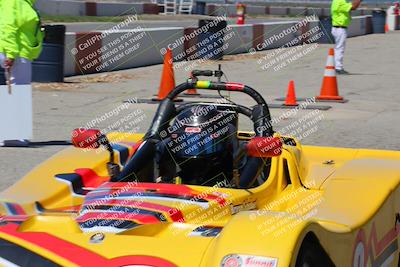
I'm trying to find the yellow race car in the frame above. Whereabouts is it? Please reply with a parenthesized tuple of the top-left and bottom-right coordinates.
(0, 72, 399, 267)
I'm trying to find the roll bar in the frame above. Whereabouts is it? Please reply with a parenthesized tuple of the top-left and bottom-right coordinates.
(145, 81, 274, 139)
(167, 81, 267, 107)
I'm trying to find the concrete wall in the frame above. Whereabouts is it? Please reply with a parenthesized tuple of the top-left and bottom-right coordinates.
(305, 7, 324, 17)
(224, 25, 254, 54)
(268, 6, 289, 16)
(348, 16, 370, 37)
(96, 3, 144, 16)
(35, 0, 158, 16)
(65, 27, 184, 76)
(246, 5, 267, 15)
(288, 7, 308, 16)
(105, 28, 184, 71)
(36, 0, 86, 16)
(62, 15, 373, 76)
(36, 0, 373, 18)
(206, 4, 236, 16)
(64, 33, 77, 76)
(205, 3, 372, 18)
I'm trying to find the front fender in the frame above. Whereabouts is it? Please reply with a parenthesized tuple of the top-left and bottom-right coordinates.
(200, 211, 335, 267)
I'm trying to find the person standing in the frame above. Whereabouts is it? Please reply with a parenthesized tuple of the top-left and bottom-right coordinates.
(0, 0, 44, 146)
(0, 0, 44, 84)
(331, 0, 362, 74)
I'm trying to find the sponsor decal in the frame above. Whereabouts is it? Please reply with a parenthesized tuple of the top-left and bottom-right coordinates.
(221, 254, 242, 267)
(2, 203, 26, 216)
(185, 127, 201, 133)
(221, 254, 278, 267)
(352, 220, 400, 267)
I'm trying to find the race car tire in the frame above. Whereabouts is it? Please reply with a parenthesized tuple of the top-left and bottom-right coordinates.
(295, 236, 335, 267)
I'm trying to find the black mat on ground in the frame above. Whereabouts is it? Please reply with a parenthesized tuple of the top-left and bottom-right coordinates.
(127, 99, 190, 104)
(268, 103, 332, 110)
(275, 97, 348, 103)
(1, 140, 71, 148)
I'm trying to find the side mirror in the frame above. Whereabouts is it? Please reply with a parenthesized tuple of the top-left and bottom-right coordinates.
(71, 128, 121, 180)
(71, 128, 102, 149)
(246, 137, 282, 158)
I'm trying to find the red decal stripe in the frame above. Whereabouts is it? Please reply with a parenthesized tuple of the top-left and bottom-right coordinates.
(369, 223, 400, 256)
(353, 222, 400, 265)
(225, 82, 245, 91)
(75, 168, 110, 188)
(98, 182, 193, 193)
(76, 212, 160, 224)
(94, 183, 225, 205)
(6, 203, 27, 215)
(0, 224, 177, 266)
(2, 215, 29, 222)
(84, 199, 185, 222)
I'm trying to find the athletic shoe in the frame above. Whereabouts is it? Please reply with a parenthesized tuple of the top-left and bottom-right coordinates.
(336, 69, 349, 75)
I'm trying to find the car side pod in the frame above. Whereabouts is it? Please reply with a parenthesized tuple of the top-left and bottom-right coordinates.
(246, 137, 283, 158)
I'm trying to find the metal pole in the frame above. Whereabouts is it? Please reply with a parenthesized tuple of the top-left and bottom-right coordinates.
(5, 67, 12, 94)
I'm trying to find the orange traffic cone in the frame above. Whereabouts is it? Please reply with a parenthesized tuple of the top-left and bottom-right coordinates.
(184, 88, 200, 96)
(184, 72, 200, 96)
(284, 80, 298, 106)
(385, 23, 389, 33)
(153, 49, 181, 101)
(316, 48, 346, 102)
